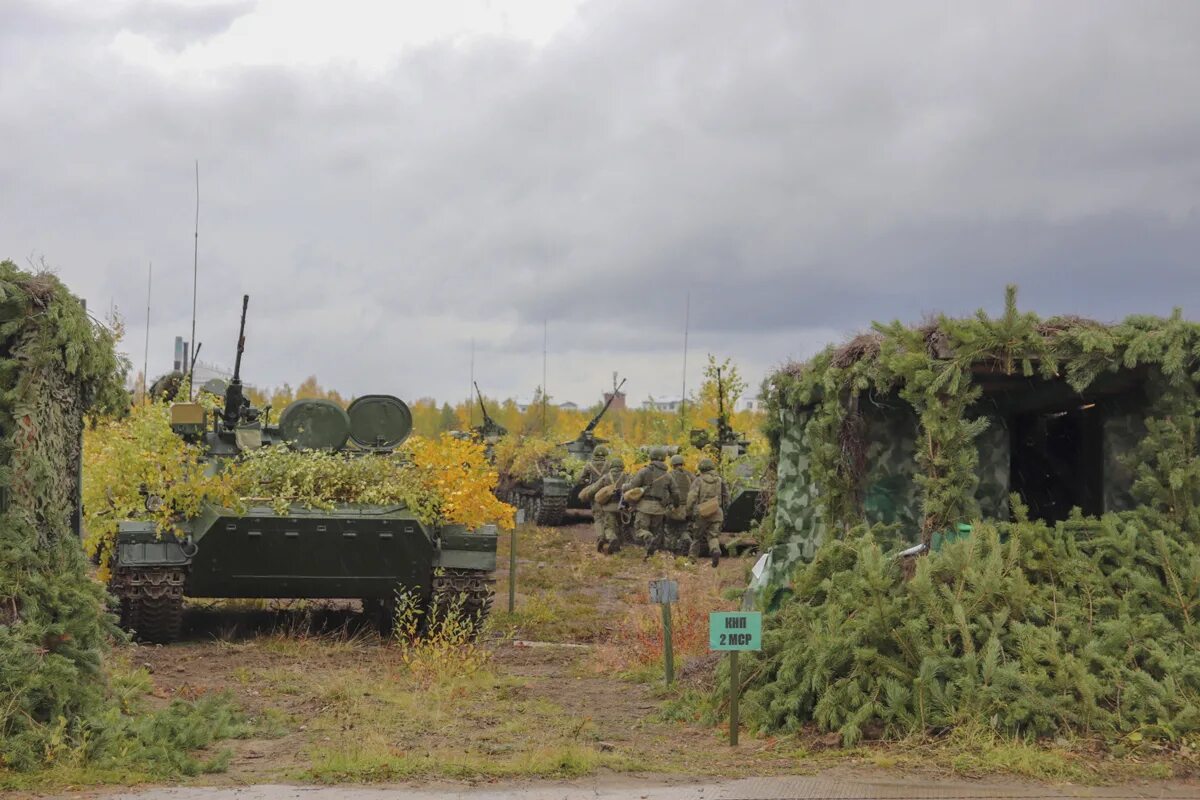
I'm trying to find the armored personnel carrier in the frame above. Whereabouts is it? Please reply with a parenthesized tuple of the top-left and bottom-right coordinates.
(108, 296, 498, 643)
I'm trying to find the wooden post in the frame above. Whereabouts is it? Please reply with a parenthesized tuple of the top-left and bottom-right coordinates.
(729, 650, 740, 746)
(508, 525, 517, 613)
(661, 601, 674, 685)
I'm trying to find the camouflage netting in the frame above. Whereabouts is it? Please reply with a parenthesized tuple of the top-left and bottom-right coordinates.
(763, 286, 1198, 568)
(0, 261, 128, 767)
(735, 287, 1200, 744)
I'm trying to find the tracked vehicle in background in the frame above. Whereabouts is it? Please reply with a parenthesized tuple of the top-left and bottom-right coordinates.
(469, 383, 570, 526)
(490, 380, 625, 526)
(108, 296, 498, 643)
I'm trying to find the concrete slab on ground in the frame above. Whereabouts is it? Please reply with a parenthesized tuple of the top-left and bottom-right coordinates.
(77, 773, 1199, 800)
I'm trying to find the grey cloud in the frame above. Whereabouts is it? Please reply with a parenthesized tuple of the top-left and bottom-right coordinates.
(2, 0, 1199, 404)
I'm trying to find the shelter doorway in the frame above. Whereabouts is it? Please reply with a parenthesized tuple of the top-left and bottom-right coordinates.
(1009, 404, 1103, 523)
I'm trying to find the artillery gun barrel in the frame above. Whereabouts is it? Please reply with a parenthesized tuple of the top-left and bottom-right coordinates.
(474, 381, 493, 425)
(583, 377, 625, 435)
(222, 294, 249, 430)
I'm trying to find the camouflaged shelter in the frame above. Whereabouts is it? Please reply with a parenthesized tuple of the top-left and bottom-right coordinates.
(761, 292, 1193, 586)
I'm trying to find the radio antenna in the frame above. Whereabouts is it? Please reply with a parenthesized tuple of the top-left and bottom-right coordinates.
(189, 159, 199, 399)
(142, 261, 152, 403)
(680, 292, 690, 429)
(542, 320, 548, 434)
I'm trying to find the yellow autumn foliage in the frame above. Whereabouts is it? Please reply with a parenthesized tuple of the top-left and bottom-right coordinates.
(491, 436, 585, 484)
(83, 403, 513, 575)
(82, 402, 239, 573)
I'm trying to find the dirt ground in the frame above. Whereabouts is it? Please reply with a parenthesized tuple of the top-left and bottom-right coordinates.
(100, 521, 769, 786)
(21, 521, 1200, 796)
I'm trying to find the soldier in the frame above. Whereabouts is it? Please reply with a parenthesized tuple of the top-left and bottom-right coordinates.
(687, 457, 730, 567)
(582, 444, 609, 485)
(665, 454, 694, 554)
(579, 444, 610, 540)
(624, 446, 682, 557)
(589, 457, 627, 554)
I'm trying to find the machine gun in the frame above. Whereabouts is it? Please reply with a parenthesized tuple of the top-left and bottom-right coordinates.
(221, 294, 250, 431)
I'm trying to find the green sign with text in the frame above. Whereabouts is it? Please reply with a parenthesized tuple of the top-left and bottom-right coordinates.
(709, 612, 762, 651)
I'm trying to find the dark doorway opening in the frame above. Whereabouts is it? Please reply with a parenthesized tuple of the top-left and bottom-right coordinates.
(1009, 405, 1104, 523)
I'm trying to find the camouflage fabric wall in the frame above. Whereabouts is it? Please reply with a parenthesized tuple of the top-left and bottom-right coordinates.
(1103, 410, 1145, 512)
(772, 402, 1013, 582)
(974, 414, 1010, 520)
(770, 408, 827, 580)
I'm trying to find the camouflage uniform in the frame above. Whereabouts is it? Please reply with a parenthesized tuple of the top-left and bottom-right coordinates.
(665, 455, 695, 554)
(590, 458, 626, 553)
(687, 458, 730, 566)
(583, 445, 609, 541)
(582, 445, 609, 486)
(625, 447, 682, 555)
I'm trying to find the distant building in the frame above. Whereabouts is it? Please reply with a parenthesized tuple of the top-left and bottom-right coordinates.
(173, 336, 190, 372)
(193, 360, 233, 386)
(602, 390, 627, 411)
(558, 401, 579, 412)
(170, 336, 231, 385)
(642, 395, 684, 413)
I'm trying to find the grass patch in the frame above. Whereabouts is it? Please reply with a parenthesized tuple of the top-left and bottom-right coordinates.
(306, 740, 638, 783)
(292, 661, 642, 782)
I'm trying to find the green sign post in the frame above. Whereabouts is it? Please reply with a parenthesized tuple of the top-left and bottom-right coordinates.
(650, 579, 679, 685)
(710, 611, 762, 746)
(508, 509, 525, 613)
(508, 524, 517, 613)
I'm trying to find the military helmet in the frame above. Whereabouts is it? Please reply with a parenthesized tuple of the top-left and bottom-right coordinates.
(608, 456, 624, 469)
(594, 444, 609, 458)
(649, 446, 667, 461)
(698, 457, 716, 472)
(670, 454, 685, 467)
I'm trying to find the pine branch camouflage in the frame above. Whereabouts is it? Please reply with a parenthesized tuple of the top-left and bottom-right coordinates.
(748, 286, 1200, 744)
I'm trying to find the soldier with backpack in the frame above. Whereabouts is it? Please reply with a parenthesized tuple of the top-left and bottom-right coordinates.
(623, 446, 682, 558)
(687, 457, 730, 567)
(665, 454, 695, 554)
(586, 456, 627, 554)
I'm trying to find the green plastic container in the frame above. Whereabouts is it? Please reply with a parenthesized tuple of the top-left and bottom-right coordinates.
(931, 523, 973, 552)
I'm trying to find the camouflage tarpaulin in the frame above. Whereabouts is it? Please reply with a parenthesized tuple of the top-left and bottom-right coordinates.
(0, 261, 127, 769)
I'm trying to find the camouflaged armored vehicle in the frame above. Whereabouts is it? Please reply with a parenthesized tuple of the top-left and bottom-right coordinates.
(463, 383, 570, 526)
(109, 297, 498, 643)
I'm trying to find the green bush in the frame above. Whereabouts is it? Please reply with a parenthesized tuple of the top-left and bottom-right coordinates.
(737, 511, 1200, 744)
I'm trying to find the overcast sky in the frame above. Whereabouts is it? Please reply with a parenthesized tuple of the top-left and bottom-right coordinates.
(2, 1, 1198, 406)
